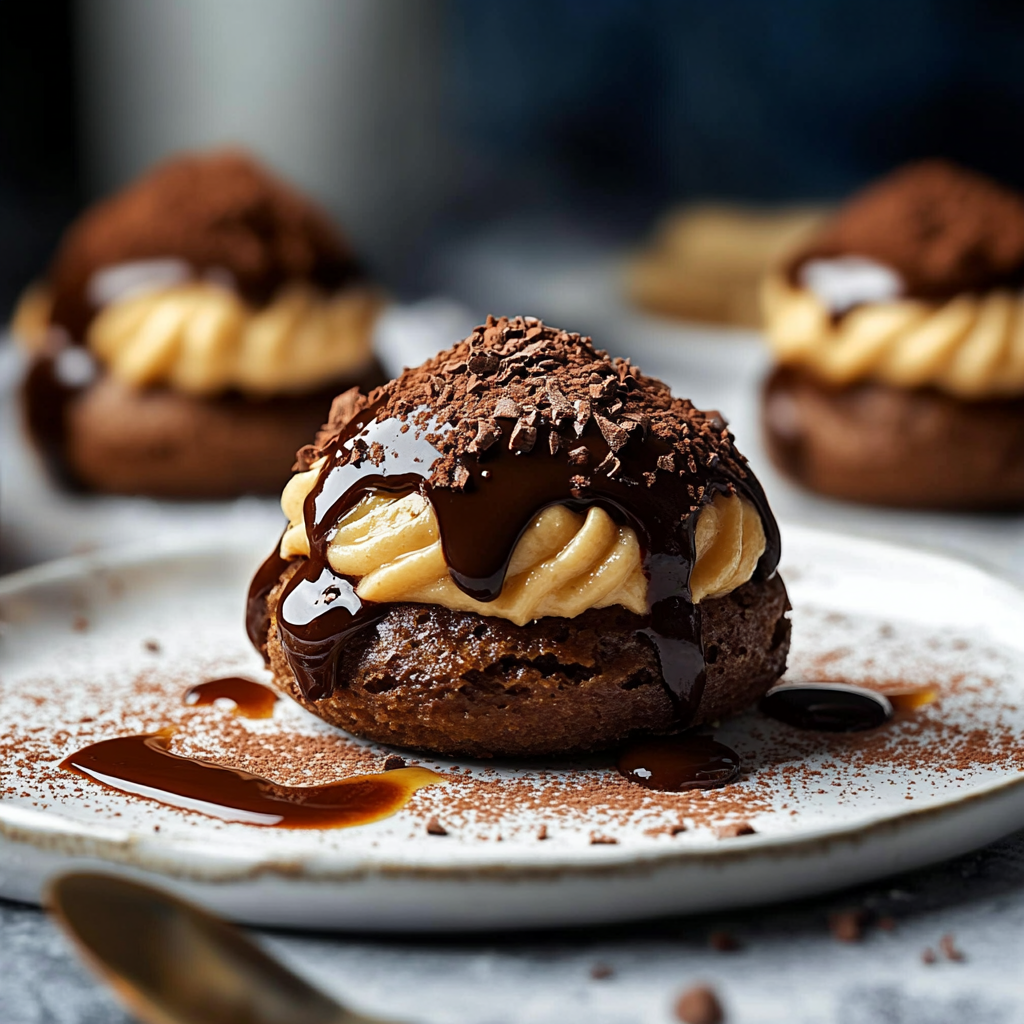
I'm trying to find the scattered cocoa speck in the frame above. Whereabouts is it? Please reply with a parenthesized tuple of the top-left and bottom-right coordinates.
(715, 822, 755, 839)
(590, 963, 614, 980)
(382, 755, 406, 771)
(425, 816, 448, 836)
(709, 930, 741, 952)
(670, 822, 688, 836)
(939, 933, 965, 961)
(675, 984, 724, 1024)
(536, 825, 549, 840)
(829, 908, 868, 943)
(153, 825, 161, 832)
(72, 615, 88, 632)
(922, 947, 937, 965)
(590, 835, 618, 845)
(143, 640, 161, 653)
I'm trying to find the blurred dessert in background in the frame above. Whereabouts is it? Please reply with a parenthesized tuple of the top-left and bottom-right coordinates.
(762, 160, 1024, 509)
(626, 205, 827, 327)
(247, 315, 789, 758)
(12, 150, 384, 498)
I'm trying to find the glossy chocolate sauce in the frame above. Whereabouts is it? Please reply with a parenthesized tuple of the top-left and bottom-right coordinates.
(60, 732, 441, 828)
(245, 540, 291, 655)
(760, 683, 894, 732)
(262, 399, 780, 720)
(616, 734, 741, 791)
(184, 678, 278, 719)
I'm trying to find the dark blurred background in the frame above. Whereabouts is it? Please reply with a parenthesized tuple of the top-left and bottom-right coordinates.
(5, 0, 1024, 316)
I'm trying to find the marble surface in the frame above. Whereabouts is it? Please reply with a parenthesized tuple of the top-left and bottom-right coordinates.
(5, 825, 1024, 1023)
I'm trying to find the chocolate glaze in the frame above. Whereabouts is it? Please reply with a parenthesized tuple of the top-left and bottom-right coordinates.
(616, 734, 741, 791)
(246, 540, 291, 656)
(760, 683, 893, 732)
(184, 678, 278, 719)
(60, 731, 441, 828)
(260, 399, 781, 721)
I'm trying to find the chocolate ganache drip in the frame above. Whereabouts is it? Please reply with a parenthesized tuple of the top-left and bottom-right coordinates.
(251, 316, 780, 724)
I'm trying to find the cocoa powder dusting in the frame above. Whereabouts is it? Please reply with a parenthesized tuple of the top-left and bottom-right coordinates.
(297, 314, 751, 501)
(46, 149, 361, 340)
(4, 606, 1024, 851)
(791, 160, 1024, 299)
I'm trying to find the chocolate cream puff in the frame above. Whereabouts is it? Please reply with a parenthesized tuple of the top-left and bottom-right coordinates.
(13, 150, 384, 498)
(762, 160, 1024, 509)
(247, 316, 789, 758)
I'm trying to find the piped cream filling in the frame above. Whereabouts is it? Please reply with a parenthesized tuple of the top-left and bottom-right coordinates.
(763, 273, 1024, 399)
(13, 281, 381, 397)
(279, 460, 766, 625)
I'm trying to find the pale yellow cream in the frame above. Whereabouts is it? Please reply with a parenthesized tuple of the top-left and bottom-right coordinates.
(13, 282, 381, 397)
(762, 273, 1024, 399)
(279, 460, 766, 625)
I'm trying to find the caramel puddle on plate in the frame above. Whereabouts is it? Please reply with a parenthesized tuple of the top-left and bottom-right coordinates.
(60, 731, 443, 828)
(184, 677, 278, 719)
(886, 686, 938, 712)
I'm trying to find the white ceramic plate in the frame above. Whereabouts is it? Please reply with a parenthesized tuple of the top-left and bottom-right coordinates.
(3, 525, 1024, 931)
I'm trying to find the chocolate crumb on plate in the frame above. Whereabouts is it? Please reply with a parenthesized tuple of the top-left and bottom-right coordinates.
(382, 754, 407, 771)
(590, 964, 614, 980)
(715, 822, 756, 839)
(72, 616, 89, 632)
(922, 947, 937, 965)
(590, 835, 619, 845)
(829, 908, 868, 943)
(143, 639, 161, 653)
(536, 824, 549, 840)
(675, 984, 725, 1024)
(425, 816, 448, 836)
(939, 933, 965, 961)
(670, 822, 688, 836)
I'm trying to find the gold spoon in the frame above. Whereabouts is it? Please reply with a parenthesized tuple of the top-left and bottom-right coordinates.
(48, 872, 403, 1024)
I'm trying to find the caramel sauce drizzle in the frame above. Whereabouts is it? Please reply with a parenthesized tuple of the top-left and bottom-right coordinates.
(184, 678, 279, 719)
(61, 731, 442, 829)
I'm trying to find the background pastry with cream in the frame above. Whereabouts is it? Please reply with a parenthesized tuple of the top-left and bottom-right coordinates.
(762, 160, 1024, 509)
(13, 149, 384, 498)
